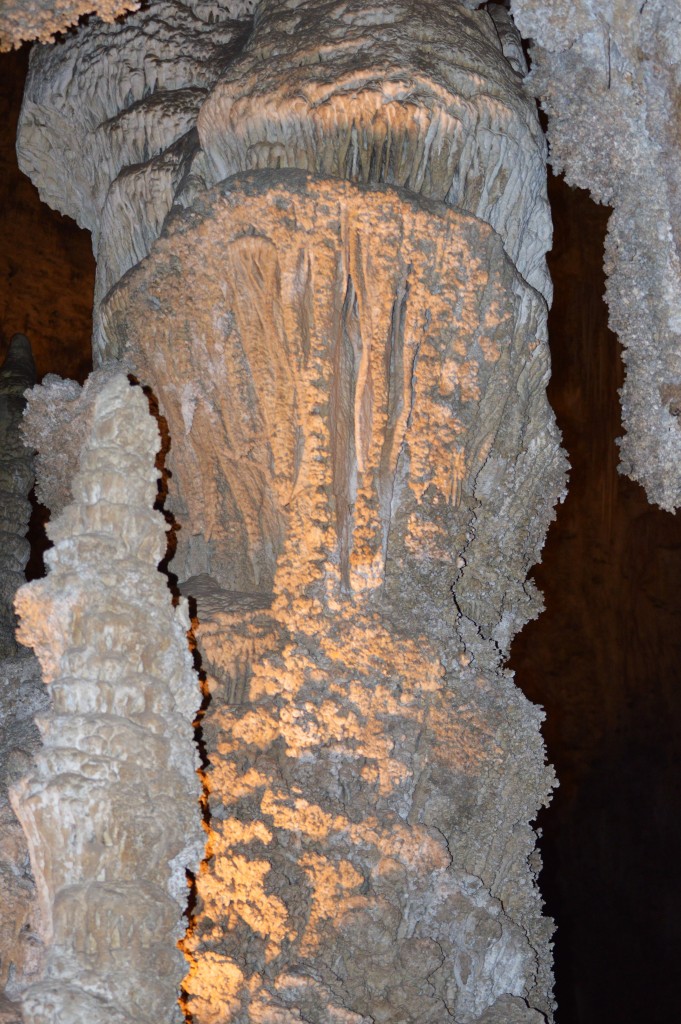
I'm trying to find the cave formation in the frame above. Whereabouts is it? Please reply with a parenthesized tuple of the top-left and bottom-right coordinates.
(1, 3, 681, 1023)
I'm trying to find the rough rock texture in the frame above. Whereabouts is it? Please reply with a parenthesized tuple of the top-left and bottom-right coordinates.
(103, 172, 565, 1022)
(510, 0, 681, 510)
(21, 367, 125, 520)
(10, 375, 203, 1023)
(13, 2, 565, 1020)
(0, 0, 140, 52)
(0, 653, 45, 1017)
(0, 336, 46, 1017)
(16, 0, 255, 361)
(198, 0, 552, 301)
(17, 0, 551, 363)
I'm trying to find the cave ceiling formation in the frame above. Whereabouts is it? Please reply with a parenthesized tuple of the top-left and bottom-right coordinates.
(5, 0, 679, 512)
(0, 1, 680, 1024)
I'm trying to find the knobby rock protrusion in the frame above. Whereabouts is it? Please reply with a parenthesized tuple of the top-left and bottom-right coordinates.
(10, 375, 203, 1024)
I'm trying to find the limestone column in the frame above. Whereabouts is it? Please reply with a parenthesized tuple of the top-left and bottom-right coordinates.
(15, 2, 566, 1021)
(10, 375, 203, 1023)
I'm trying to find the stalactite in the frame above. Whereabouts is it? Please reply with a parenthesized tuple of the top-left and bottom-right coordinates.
(10, 374, 203, 1024)
(510, 0, 681, 510)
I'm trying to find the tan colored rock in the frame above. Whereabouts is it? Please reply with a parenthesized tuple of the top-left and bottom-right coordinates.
(199, 0, 552, 301)
(10, 375, 203, 1023)
(103, 172, 565, 1022)
(0, 1, 139, 52)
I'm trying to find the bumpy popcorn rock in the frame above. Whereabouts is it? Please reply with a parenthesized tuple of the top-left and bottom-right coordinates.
(11, 375, 203, 1024)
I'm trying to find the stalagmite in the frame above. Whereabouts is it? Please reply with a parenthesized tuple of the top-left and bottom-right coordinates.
(0, 336, 46, 1019)
(10, 375, 203, 1023)
(13, 1, 566, 1021)
(110, 170, 563, 1023)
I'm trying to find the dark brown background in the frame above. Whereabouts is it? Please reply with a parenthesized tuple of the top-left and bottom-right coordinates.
(2, 42, 680, 1024)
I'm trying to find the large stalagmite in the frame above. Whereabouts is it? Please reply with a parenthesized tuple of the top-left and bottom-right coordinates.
(11, 1, 565, 1021)
(10, 375, 203, 1023)
(106, 170, 563, 1022)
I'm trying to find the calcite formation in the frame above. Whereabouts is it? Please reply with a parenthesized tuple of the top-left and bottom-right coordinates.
(16, 0, 256, 360)
(108, 171, 562, 1023)
(13, 1, 566, 1021)
(10, 375, 203, 1023)
(0, 0, 139, 52)
(17, 0, 551, 361)
(0, 336, 46, 1017)
(510, 0, 681, 510)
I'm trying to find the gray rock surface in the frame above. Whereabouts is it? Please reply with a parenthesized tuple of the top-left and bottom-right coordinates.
(11, 375, 203, 1024)
(511, 0, 681, 510)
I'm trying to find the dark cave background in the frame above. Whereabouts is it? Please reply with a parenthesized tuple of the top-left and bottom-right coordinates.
(2, 41, 681, 1024)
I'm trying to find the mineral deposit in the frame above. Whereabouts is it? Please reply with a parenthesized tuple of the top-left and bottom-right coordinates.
(11, 375, 203, 1024)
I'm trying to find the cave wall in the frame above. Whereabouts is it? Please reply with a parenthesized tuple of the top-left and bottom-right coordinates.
(0, 47, 94, 383)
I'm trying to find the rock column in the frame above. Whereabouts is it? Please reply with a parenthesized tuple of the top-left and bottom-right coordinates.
(10, 375, 203, 1024)
(15, 2, 565, 1021)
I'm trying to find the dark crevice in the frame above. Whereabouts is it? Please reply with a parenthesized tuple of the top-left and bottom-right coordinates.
(510, 170, 681, 1024)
